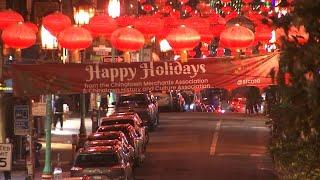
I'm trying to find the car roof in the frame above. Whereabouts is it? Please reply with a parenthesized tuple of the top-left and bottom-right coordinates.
(110, 112, 139, 116)
(87, 131, 125, 140)
(84, 139, 122, 147)
(102, 114, 135, 121)
(97, 124, 134, 132)
(79, 146, 121, 154)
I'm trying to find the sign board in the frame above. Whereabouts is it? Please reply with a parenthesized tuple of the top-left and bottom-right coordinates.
(12, 53, 279, 96)
(14, 105, 29, 135)
(0, 143, 13, 171)
(32, 102, 46, 116)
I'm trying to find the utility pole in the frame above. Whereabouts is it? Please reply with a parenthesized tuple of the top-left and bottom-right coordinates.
(41, 95, 53, 179)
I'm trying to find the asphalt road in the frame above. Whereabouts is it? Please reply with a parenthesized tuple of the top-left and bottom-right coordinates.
(134, 112, 278, 180)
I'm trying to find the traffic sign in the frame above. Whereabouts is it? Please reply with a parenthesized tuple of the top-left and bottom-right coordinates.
(0, 143, 12, 171)
(14, 105, 29, 135)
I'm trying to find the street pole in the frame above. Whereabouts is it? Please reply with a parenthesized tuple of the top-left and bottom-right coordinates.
(27, 99, 35, 180)
(78, 93, 86, 147)
(42, 95, 53, 179)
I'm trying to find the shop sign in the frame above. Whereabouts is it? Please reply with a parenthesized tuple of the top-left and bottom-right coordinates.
(14, 105, 29, 135)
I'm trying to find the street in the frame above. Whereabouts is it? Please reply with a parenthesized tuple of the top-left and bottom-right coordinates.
(10, 112, 277, 180)
(135, 112, 277, 180)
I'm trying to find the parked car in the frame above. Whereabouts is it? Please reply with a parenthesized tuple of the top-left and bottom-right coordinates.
(87, 131, 132, 154)
(83, 139, 134, 165)
(153, 91, 173, 111)
(96, 124, 145, 166)
(101, 112, 149, 146)
(116, 93, 159, 130)
(70, 146, 134, 179)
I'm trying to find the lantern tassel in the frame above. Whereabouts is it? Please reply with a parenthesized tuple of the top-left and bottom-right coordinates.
(124, 51, 131, 63)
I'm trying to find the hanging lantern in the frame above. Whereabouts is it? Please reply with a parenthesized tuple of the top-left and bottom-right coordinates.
(219, 25, 255, 49)
(183, 16, 212, 43)
(142, 4, 154, 13)
(226, 16, 255, 32)
(255, 24, 272, 43)
(134, 15, 164, 38)
(188, 50, 196, 57)
(208, 15, 226, 37)
(108, 0, 121, 18)
(138, 0, 147, 3)
(43, 12, 72, 35)
(116, 16, 136, 27)
(58, 26, 93, 50)
(166, 25, 200, 62)
(258, 45, 267, 54)
(166, 25, 200, 52)
(159, 5, 172, 15)
(155, 0, 167, 6)
(243, 0, 252, 4)
(225, 11, 238, 21)
(2, 23, 36, 49)
(178, 0, 189, 4)
(221, 0, 232, 3)
(159, 16, 181, 39)
(216, 47, 225, 56)
(0, 10, 24, 30)
(221, 6, 232, 14)
(110, 27, 145, 52)
(89, 14, 118, 37)
(25, 22, 38, 33)
(181, 5, 192, 13)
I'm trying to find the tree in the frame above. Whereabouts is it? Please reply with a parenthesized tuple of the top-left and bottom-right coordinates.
(269, 0, 320, 178)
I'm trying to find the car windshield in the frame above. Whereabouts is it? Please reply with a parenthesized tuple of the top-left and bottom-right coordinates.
(119, 94, 148, 106)
(101, 119, 135, 127)
(75, 153, 119, 167)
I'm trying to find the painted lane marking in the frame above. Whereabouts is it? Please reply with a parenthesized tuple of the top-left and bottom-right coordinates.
(210, 120, 221, 156)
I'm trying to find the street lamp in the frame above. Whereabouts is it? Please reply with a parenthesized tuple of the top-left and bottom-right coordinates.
(73, 2, 94, 147)
(73, 0, 95, 26)
(40, 25, 58, 180)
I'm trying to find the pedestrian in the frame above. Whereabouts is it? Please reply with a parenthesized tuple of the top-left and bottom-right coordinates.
(54, 96, 64, 130)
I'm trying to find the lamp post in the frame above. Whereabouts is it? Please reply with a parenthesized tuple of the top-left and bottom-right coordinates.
(73, 2, 94, 147)
(40, 25, 58, 179)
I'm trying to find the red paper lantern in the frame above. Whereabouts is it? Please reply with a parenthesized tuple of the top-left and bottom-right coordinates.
(159, 5, 172, 14)
(110, 27, 145, 52)
(58, 27, 93, 50)
(183, 17, 212, 43)
(25, 22, 38, 33)
(178, 0, 189, 4)
(188, 50, 196, 57)
(219, 25, 255, 49)
(221, 6, 232, 14)
(221, 0, 232, 3)
(43, 12, 71, 35)
(116, 16, 136, 27)
(2, 23, 36, 49)
(142, 4, 154, 12)
(159, 16, 181, 39)
(216, 47, 225, 56)
(243, 0, 252, 4)
(155, 0, 167, 5)
(0, 10, 24, 30)
(225, 11, 238, 21)
(134, 15, 164, 38)
(181, 5, 192, 13)
(139, 0, 147, 3)
(166, 25, 200, 51)
(89, 14, 118, 37)
(255, 24, 272, 43)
